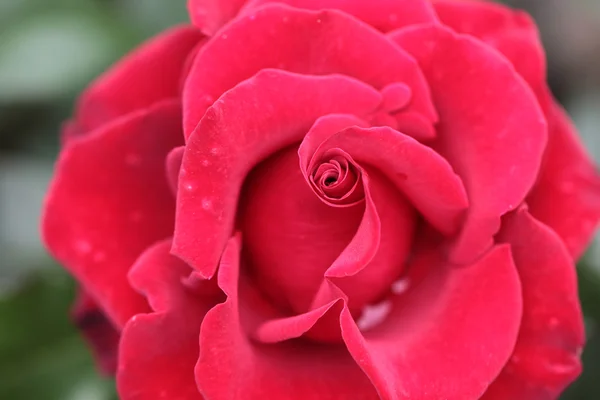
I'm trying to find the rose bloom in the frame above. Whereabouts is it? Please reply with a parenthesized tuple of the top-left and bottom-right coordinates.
(42, 0, 600, 399)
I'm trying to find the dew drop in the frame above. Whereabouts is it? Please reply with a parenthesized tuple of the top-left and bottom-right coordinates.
(391, 278, 410, 295)
(202, 198, 213, 210)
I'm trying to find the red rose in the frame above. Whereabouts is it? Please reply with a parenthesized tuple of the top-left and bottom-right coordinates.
(42, 1, 600, 399)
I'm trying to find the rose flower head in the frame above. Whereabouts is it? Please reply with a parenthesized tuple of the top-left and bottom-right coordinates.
(42, 1, 600, 399)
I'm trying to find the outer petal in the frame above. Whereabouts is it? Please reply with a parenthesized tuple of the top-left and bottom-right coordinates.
(341, 242, 523, 400)
(431, 0, 600, 259)
(71, 289, 120, 375)
(482, 208, 585, 399)
(432, 0, 546, 91)
(42, 101, 184, 327)
(392, 24, 546, 262)
(68, 26, 203, 138)
(196, 236, 379, 400)
(242, 0, 438, 32)
(183, 4, 436, 140)
(117, 240, 219, 400)
(527, 93, 600, 259)
(187, 0, 247, 35)
(173, 69, 382, 279)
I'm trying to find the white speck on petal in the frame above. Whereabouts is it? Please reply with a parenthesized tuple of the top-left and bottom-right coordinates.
(202, 198, 213, 210)
(391, 278, 410, 295)
(357, 300, 392, 331)
(74, 239, 92, 255)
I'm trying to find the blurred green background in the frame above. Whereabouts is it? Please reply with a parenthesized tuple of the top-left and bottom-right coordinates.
(0, 0, 599, 399)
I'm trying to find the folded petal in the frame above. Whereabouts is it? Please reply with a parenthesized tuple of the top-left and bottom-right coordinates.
(241, 147, 366, 314)
(527, 93, 600, 259)
(70, 27, 203, 137)
(71, 289, 120, 375)
(196, 236, 379, 400)
(42, 101, 184, 327)
(166, 146, 185, 195)
(341, 241, 523, 400)
(242, 0, 438, 32)
(173, 69, 382, 280)
(392, 24, 547, 263)
(311, 125, 468, 235)
(118, 240, 219, 400)
(183, 4, 435, 140)
(481, 208, 585, 399)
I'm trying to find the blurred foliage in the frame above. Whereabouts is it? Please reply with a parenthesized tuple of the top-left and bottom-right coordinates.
(0, 0, 599, 399)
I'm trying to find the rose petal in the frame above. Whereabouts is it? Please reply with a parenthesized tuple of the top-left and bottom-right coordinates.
(481, 207, 585, 399)
(187, 0, 248, 35)
(173, 69, 382, 280)
(392, 24, 547, 263)
(42, 101, 184, 327)
(196, 236, 379, 399)
(166, 146, 185, 196)
(70, 27, 202, 138)
(527, 93, 600, 259)
(431, 1, 600, 260)
(241, 147, 365, 314)
(311, 125, 469, 235)
(242, 0, 438, 32)
(71, 289, 120, 375)
(183, 4, 435, 140)
(432, 0, 546, 91)
(117, 240, 219, 400)
(341, 242, 523, 400)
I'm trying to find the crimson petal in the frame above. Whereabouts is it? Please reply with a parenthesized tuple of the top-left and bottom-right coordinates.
(341, 243, 523, 400)
(432, 0, 546, 91)
(242, 0, 438, 32)
(527, 93, 600, 259)
(70, 27, 202, 138)
(118, 240, 219, 400)
(481, 208, 585, 399)
(42, 101, 183, 327)
(183, 4, 436, 140)
(196, 236, 379, 399)
(392, 24, 547, 263)
(71, 289, 120, 375)
(173, 69, 382, 279)
(311, 125, 468, 235)
(187, 0, 247, 35)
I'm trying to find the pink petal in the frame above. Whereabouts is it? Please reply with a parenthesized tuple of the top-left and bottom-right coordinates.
(183, 4, 435, 140)
(527, 92, 600, 259)
(70, 26, 202, 137)
(42, 101, 184, 327)
(481, 208, 585, 399)
(242, 0, 438, 32)
(341, 242, 523, 399)
(173, 69, 382, 280)
(187, 0, 248, 35)
(118, 240, 219, 400)
(392, 24, 547, 263)
(196, 236, 379, 399)
(71, 289, 120, 375)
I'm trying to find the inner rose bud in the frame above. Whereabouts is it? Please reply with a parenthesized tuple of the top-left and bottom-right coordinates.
(309, 148, 365, 206)
(240, 143, 416, 337)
